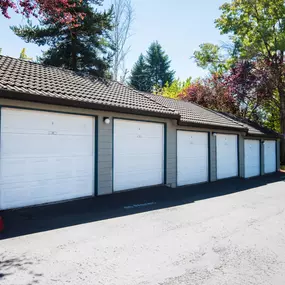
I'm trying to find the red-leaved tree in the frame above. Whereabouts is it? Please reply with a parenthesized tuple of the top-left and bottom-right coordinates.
(0, 0, 86, 25)
(179, 61, 278, 125)
(179, 74, 239, 115)
(223, 60, 275, 122)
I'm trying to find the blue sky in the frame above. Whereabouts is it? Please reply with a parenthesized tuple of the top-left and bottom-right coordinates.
(0, 0, 228, 80)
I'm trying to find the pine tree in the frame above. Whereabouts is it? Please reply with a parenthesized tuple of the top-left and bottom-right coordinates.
(11, 0, 114, 78)
(129, 54, 151, 92)
(129, 41, 175, 92)
(146, 41, 175, 89)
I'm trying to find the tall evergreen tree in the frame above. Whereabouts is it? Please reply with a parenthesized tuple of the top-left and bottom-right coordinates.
(129, 54, 150, 92)
(12, 0, 114, 77)
(145, 41, 175, 89)
(129, 41, 175, 92)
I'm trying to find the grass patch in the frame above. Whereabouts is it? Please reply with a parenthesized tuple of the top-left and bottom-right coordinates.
(281, 165, 285, 171)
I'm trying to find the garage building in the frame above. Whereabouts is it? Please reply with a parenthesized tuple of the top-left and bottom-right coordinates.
(0, 56, 280, 210)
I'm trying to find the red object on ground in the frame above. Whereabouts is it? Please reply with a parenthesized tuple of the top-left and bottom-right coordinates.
(0, 216, 4, 232)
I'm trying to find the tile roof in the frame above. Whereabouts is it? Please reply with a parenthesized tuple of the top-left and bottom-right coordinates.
(217, 112, 280, 137)
(144, 93, 246, 130)
(0, 56, 178, 118)
(0, 55, 279, 137)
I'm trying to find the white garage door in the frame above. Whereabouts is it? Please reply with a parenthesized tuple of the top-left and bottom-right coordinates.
(264, 140, 277, 174)
(244, 140, 260, 178)
(114, 119, 164, 192)
(0, 108, 95, 210)
(177, 131, 208, 186)
(216, 134, 238, 179)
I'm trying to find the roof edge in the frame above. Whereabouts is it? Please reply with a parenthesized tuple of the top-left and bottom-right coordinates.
(178, 120, 248, 133)
(0, 89, 181, 120)
(245, 132, 281, 139)
(218, 111, 281, 138)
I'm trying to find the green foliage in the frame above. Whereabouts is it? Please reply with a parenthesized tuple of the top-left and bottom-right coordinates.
(215, 0, 285, 123)
(215, 0, 285, 59)
(11, 0, 114, 77)
(194, 43, 224, 74)
(262, 93, 281, 132)
(145, 42, 175, 89)
(129, 41, 175, 92)
(157, 78, 191, 99)
(193, 43, 238, 74)
(128, 54, 151, 92)
(19, 48, 33, 61)
(215, 0, 285, 163)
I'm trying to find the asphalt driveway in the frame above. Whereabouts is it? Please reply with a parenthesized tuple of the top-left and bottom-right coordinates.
(1, 173, 285, 285)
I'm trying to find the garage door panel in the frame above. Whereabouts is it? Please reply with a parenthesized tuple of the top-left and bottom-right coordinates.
(114, 170, 163, 191)
(1, 156, 94, 184)
(2, 109, 93, 136)
(1, 172, 93, 208)
(264, 141, 277, 174)
(178, 133, 208, 147)
(177, 167, 208, 186)
(1, 133, 93, 158)
(115, 165, 163, 177)
(1, 133, 51, 157)
(52, 135, 94, 153)
(0, 108, 95, 210)
(1, 176, 93, 209)
(115, 137, 162, 155)
(177, 131, 208, 186)
(216, 134, 238, 179)
(115, 155, 163, 171)
(244, 140, 260, 178)
(115, 121, 163, 136)
(178, 156, 207, 169)
(53, 117, 93, 136)
(115, 146, 162, 156)
(114, 120, 164, 192)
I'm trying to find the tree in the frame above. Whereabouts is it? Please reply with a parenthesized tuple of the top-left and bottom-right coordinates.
(193, 42, 240, 74)
(193, 43, 225, 74)
(179, 75, 239, 115)
(0, 0, 87, 25)
(110, 0, 133, 81)
(19, 48, 33, 60)
(224, 60, 275, 122)
(12, 0, 114, 77)
(129, 41, 175, 92)
(180, 59, 277, 126)
(215, 0, 285, 163)
(145, 41, 175, 90)
(156, 78, 191, 99)
(129, 54, 150, 92)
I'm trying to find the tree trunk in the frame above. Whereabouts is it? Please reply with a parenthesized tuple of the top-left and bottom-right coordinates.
(279, 89, 285, 165)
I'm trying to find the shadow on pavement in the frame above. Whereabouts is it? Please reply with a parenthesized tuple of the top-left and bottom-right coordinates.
(1, 173, 284, 240)
(0, 253, 43, 284)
